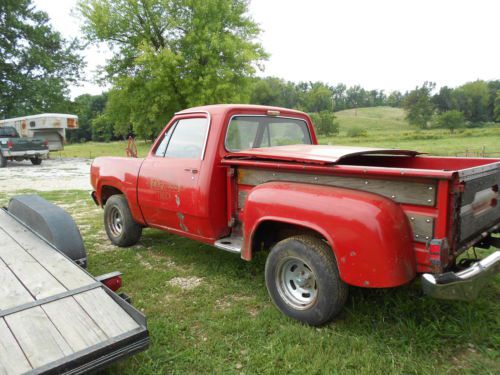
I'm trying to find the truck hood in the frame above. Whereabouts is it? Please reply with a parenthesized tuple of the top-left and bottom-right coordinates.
(225, 145, 420, 165)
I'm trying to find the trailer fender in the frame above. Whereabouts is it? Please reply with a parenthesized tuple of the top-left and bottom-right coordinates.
(242, 182, 416, 288)
(8, 195, 87, 268)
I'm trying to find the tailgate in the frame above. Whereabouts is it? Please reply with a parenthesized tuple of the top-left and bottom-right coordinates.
(8, 137, 48, 152)
(0, 209, 149, 375)
(456, 162, 500, 247)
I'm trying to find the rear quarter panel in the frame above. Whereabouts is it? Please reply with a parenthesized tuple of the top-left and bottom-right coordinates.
(242, 182, 416, 288)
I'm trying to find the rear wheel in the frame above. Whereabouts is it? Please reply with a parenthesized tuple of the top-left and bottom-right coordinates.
(0, 152, 6, 168)
(265, 235, 348, 326)
(30, 156, 42, 165)
(104, 194, 142, 247)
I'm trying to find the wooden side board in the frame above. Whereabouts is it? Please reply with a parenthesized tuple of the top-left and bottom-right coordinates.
(237, 167, 437, 207)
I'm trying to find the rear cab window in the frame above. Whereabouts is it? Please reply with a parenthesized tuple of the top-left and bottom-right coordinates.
(0, 127, 19, 138)
(225, 116, 312, 152)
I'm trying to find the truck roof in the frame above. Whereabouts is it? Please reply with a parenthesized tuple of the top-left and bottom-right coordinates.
(226, 144, 420, 165)
(176, 104, 308, 117)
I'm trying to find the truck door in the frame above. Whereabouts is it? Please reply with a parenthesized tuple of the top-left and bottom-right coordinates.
(137, 115, 209, 235)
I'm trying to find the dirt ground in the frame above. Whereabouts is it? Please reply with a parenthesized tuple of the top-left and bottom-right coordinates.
(0, 158, 92, 192)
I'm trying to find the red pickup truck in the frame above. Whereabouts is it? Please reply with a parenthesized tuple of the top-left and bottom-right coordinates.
(91, 104, 500, 325)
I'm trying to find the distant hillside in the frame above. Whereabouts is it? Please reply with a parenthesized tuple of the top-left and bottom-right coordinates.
(334, 106, 408, 133)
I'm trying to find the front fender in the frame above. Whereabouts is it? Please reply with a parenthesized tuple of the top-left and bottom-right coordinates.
(242, 182, 416, 288)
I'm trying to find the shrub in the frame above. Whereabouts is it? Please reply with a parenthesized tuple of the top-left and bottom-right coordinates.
(347, 126, 367, 137)
(434, 110, 465, 133)
(310, 111, 340, 136)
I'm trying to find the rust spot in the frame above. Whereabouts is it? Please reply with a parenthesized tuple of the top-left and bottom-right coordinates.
(177, 212, 188, 232)
(349, 251, 356, 257)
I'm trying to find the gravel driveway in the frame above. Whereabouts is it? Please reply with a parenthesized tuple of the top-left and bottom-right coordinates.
(0, 158, 92, 192)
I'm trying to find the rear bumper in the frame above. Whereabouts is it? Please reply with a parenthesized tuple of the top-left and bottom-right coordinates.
(5, 149, 49, 158)
(422, 251, 500, 301)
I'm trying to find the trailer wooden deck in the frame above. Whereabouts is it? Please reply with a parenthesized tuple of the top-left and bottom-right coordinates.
(0, 209, 148, 375)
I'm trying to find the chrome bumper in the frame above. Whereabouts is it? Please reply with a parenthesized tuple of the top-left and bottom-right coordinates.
(6, 149, 49, 157)
(422, 251, 500, 301)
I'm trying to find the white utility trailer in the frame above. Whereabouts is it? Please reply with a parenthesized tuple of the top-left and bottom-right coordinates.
(0, 196, 149, 375)
(0, 114, 78, 151)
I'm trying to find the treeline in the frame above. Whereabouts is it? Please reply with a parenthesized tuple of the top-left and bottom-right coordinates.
(403, 81, 499, 132)
(68, 77, 499, 142)
(250, 78, 403, 112)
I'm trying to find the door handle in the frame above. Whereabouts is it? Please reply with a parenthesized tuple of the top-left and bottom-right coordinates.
(184, 168, 199, 174)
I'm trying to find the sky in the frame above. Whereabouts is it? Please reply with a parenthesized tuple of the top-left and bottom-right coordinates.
(34, 0, 500, 98)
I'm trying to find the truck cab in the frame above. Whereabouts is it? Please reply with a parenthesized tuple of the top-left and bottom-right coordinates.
(91, 104, 500, 325)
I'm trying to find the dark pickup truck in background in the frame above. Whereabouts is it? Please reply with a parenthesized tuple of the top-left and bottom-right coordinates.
(0, 126, 49, 167)
(90, 104, 500, 326)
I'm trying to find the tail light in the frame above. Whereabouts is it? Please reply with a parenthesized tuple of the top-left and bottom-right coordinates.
(44, 139, 49, 147)
(7, 140, 13, 149)
(96, 271, 123, 292)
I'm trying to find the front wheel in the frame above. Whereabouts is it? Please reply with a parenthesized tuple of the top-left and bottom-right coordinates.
(265, 235, 348, 326)
(104, 194, 142, 247)
(30, 156, 42, 165)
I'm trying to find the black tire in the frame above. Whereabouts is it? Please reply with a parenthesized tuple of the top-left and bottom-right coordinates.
(104, 194, 142, 247)
(0, 152, 6, 168)
(30, 157, 42, 165)
(265, 235, 348, 326)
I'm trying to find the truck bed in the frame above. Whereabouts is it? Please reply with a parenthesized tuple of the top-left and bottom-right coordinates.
(224, 146, 500, 273)
(0, 209, 149, 375)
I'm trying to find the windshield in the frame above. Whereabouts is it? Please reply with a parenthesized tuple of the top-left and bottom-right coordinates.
(225, 116, 312, 152)
(0, 126, 18, 137)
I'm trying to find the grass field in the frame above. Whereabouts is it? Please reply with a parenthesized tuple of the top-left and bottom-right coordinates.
(0, 189, 497, 375)
(56, 106, 500, 159)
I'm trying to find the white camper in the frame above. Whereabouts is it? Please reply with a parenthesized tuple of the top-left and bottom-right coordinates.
(0, 113, 78, 151)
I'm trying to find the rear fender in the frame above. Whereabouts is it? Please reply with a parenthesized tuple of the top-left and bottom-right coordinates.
(242, 182, 416, 288)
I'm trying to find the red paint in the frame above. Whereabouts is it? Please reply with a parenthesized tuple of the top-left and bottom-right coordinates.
(241, 182, 416, 287)
(90, 104, 500, 289)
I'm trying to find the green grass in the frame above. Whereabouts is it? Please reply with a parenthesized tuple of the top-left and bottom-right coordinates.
(56, 107, 500, 159)
(53, 140, 152, 159)
(0, 190, 498, 374)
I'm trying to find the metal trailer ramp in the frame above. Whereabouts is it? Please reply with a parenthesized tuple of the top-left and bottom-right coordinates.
(0, 209, 149, 375)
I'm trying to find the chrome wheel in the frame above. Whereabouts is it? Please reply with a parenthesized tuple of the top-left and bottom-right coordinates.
(108, 206, 123, 237)
(276, 257, 318, 309)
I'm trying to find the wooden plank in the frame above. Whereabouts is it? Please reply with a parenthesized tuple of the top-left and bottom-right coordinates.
(0, 211, 94, 290)
(0, 318, 32, 375)
(5, 306, 73, 369)
(0, 228, 66, 299)
(74, 288, 139, 338)
(42, 296, 109, 352)
(237, 167, 437, 206)
(0, 258, 34, 310)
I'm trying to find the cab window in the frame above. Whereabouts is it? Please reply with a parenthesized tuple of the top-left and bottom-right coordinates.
(164, 118, 208, 159)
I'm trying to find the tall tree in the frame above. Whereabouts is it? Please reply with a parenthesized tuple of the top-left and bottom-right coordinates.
(0, 0, 83, 117)
(432, 86, 455, 113)
(453, 80, 490, 123)
(78, 0, 267, 139)
(300, 82, 333, 113)
(403, 82, 435, 129)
